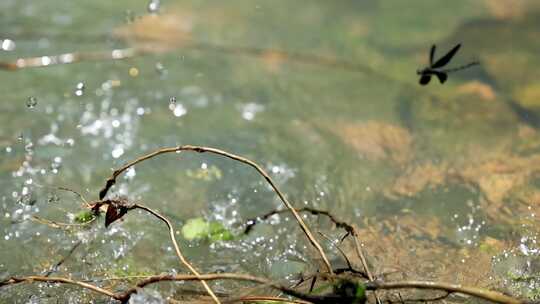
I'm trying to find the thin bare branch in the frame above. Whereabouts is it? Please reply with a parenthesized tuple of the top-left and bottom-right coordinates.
(0, 48, 140, 70)
(133, 203, 221, 304)
(3, 273, 529, 304)
(0, 40, 380, 77)
(244, 207, 354, 236)
(31, 215, 96, 229)
(366, 280, 527, 304)
(57, 186, 90, 207)
(351, 224, 380, 304)
(43, 240, 82, 277)
(0, 275, 121, 300)
(246, 207, 379, 303)
(97, 145, 332, 274)
(351, 226, 373, 280)
(89, 199, 221, 304)
(117, 273, 273, 301)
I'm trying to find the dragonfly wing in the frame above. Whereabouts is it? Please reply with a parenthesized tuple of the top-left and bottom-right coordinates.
(429, 45, 436, 66)
(419, 74, 431, 85)
(432, 43, 461, 69)
(434, 71, 448, 84)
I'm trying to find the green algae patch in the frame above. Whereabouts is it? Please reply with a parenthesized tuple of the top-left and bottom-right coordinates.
(181, 217, 234, 242)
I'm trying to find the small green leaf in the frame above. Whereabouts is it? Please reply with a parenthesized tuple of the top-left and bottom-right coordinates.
(74, 210, 95, 223)
(208, 221, 234, 241)
(181, 218, 234, 242)
(181, 217, 210, 240)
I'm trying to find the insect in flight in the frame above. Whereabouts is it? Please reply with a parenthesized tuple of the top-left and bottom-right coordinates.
(417, 43, 479, 85)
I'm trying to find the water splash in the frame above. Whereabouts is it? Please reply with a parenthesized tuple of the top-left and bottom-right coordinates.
(75, 82, 85, 96)
(147, 0, 160, 14)
(112, 145, 125, 159)
(239, 102, 265, 121)
(129, 288, 164, 304)
(168, 96, 176, 109)
(78, 93, 139, 161)
(168, 97, 187, 117)
(26, 97, 37, 109)
(155, 62, 168, 78)
(0, 39, 15, 51)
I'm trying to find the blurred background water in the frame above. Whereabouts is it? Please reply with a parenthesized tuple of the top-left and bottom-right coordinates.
(2, 0, 540, 302)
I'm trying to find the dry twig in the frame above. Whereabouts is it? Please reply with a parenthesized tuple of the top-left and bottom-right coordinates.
(2, 272, 530, 304)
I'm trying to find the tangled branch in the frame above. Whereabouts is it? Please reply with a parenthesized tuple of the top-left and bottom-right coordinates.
(2, 145, 531, 304)
(89, 199, 221, 304)
(97, 145, 333, 274)
(2, 273, 530, 304)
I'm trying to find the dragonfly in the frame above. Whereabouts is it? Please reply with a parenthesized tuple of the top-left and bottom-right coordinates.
(417, 43, 479, 85)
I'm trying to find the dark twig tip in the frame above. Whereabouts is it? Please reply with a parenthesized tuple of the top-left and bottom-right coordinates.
(99, 179, 116, 199)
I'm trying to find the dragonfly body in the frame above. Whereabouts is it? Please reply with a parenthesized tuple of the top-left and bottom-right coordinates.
(417, 43, 478, 85)
(416, 68, 448, 85)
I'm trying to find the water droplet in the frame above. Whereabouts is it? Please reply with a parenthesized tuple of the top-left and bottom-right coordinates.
(75, 82, 85, 96)
(40, 56, 52, 66)
(125, 167, 136, 179)
(147, 0, 160, 13)
(168, 97, 176, 110)
(65, 138, 75, 147)
(50, 157, 62, 173)
(26, 97, 37, 108)
(172, 103, 187, 117)
(112, 146, 124, 158)
(155, 62, 168, 78)
(240, 102, 264, 121)
(0, 39, 15, 51)
(24, 142, 33, 153)
(47, 192, 59, 204)
(20, 193, 36, 205)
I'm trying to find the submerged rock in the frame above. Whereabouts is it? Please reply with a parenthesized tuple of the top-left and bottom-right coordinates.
(129, 288, 165, 304)
(332, 120, 413, 166)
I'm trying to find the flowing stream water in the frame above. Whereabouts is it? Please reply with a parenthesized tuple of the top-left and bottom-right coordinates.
(1, 1, 540, 302)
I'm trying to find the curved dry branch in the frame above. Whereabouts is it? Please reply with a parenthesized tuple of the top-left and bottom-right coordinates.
(1, 273, 273, 303)
(245, 207, 374, 288)
(97, 145, 332, 274)
(3, 273, 529, 304)
(89, 199, 221, 304)
(115, 273, 279, 302)
(0, 275, 121, 300)
(134, 204, 221, 304)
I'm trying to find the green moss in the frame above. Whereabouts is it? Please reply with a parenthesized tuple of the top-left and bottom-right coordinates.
(74, 210, 95, 224)
(181, 217, 234, 242)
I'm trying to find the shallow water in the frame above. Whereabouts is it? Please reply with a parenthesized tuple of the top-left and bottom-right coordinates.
(1, 0, 540, 302)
